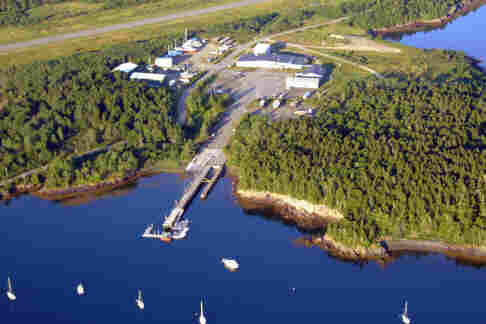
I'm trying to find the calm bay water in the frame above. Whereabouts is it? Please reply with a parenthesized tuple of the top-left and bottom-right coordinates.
(3, 7, 486, 323)
(399, 4, 486, 68)
(2, 174, 486, 323)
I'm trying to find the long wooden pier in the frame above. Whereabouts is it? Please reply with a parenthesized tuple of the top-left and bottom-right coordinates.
(200, 165, 224, 199)
(162, 165, 212, 230)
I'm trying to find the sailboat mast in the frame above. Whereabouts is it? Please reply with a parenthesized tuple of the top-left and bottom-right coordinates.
(200, 300, 204, 315)
(404, 301, 408, 315)
(138, 289, 142, 301)
(7, 277, 12, 292)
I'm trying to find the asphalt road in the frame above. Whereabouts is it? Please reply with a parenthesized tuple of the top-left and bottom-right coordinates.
(0, 0, 273, 52)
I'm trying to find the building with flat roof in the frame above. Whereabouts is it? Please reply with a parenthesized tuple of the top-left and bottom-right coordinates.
(130, 72, 166, 83)
(236, 53, 310, 70)
(112, 62, 138, 73)
(286, 65, 327, 89)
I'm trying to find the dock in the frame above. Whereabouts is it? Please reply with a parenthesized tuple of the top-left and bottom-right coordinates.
(200, 165, 224, 199)
(162, 165, 212, 230)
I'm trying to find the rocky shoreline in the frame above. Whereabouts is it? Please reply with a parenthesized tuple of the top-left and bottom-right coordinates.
(236, 189, 343, 231)
(373, 0, 486, 36)
(309, 235, 486, 266)
(235, 187, 486, 266)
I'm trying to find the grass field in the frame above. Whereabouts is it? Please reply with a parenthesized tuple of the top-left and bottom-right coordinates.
(0, 0, 236, 45)
(0, 0, 335, 66)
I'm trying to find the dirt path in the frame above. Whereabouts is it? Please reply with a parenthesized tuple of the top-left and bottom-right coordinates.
(287, 42, 384, 78)
(0, 0, 273, 52)
(177, 16, 351, 125)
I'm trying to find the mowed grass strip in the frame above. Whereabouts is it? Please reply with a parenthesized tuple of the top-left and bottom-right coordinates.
(0, 0, 324, 66)
(0, 0, 237, 45)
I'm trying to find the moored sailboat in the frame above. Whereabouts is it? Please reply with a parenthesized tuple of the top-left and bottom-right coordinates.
(199, 299, 207, 324)
(401, 300, 411, 324)
(136, 289, 145, 310)
(6, 276, 16, 301)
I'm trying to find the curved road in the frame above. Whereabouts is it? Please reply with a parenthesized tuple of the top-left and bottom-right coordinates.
(177, 17, 352, 125)
(0, 0, 273, 52)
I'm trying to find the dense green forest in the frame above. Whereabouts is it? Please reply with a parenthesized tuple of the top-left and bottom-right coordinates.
(0, 36, 198, 191)
(227, 50, 486, 248)
(348, 0, 465, 29)
(185, 76, 231, 141)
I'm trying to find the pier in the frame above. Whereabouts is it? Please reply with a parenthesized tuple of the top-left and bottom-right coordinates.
(162, 164, 212, 230)
(143, 147, 227, 240)
(200, 165, 224, 199)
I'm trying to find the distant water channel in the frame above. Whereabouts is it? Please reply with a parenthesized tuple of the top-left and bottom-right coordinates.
(3, 7, 486, 322)
(397, 4, 486, 68)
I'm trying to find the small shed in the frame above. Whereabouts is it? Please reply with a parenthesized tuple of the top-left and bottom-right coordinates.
(253, 43, 272, 56)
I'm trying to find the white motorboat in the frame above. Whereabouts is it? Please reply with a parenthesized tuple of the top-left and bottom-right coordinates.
(172, 220, 190, 240)
(172, 227, 189, 240)
(76, 283, 85, 296)
(221, 258, 239, 271)
(199, 299, 207, 324)
(401, 301, 411, 324)
(136, 289, 145, 310)
(6, 277, 16, 301)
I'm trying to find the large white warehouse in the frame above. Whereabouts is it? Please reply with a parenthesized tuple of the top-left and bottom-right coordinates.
(286, 65, 327, 89)
(236, 53, 310, 70)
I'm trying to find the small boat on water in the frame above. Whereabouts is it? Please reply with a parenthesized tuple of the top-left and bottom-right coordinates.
(221, 258, 239, 271)
(160, 231, 172, 243)
(401, 301, 411, 324)
(6, 276, 16, 301)
(136, 289, 145, 310)
(76, 282, 85, 296)
(172, 219, 190, 240)
(199, 299, 207, 324)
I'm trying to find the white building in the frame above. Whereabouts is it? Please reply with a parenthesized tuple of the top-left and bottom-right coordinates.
(112, 62, 138, 73)
(253, 43, 272, 56)
(130, 73, 166, 83)
(155, 56, 173, 68)
(236, 54, 310, 70)
(286, 65, 327, 89)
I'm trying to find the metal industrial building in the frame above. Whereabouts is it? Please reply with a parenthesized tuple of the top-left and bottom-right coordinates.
(236, 53, 311, 69)
(286, 65, 327, 89)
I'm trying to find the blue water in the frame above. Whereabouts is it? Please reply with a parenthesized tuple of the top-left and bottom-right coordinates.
(3, 6, 486, 323)
(399, 4, 486, 68)
(2, 173, 486, 323)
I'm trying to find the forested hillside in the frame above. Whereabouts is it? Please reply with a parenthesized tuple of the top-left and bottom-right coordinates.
(0, 37, 196, 191)
(348, 0, 466, 29)
(227, 50, 486, 247)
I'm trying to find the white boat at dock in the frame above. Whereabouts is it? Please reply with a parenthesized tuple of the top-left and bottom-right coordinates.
(221, 258, 239, 271)
(172, 219, 190, 240)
